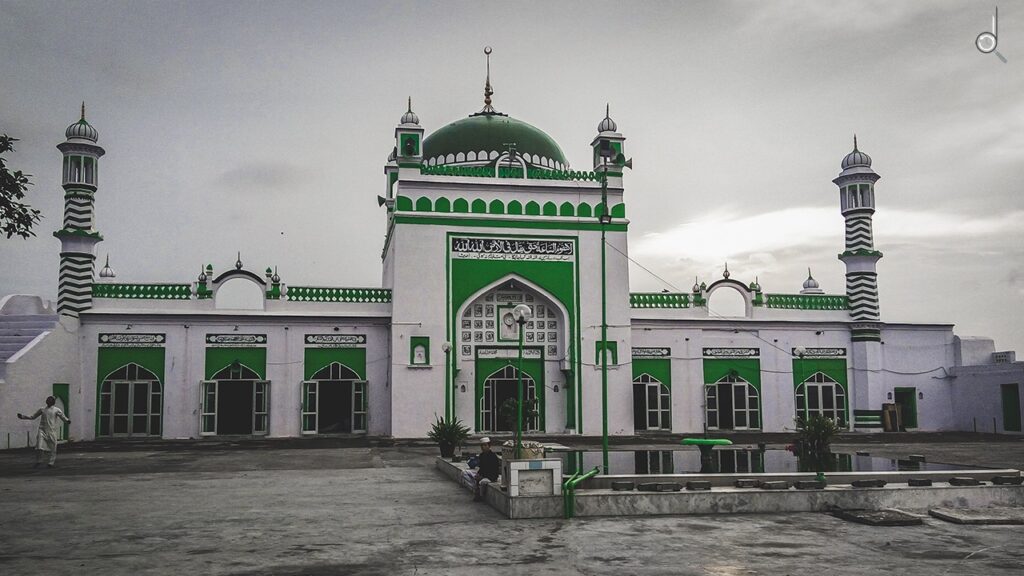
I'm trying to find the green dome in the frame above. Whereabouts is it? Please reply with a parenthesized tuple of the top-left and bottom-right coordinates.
(423, 113, 568, 170)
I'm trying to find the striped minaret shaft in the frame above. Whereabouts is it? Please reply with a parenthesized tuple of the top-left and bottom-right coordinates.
(833, 136, 882, 326)
(54, 104, 105, 317)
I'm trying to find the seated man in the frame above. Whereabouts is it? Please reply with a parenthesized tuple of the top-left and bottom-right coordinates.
(461, 437, 501, 501)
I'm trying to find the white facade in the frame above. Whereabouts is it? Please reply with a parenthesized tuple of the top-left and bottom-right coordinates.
(1, 101, 1022, 447)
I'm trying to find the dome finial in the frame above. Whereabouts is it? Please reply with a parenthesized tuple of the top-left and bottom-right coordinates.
(235, 252, 243, 270)
(597, 102, 618, 133)
(81, 101, 86, 121)
(853, 134, 858, 151)
(400, 96, 419, 125)
(723, 262, 730, 279)
(801, 267, 823, 294)
(98, 253, 116, 279)
(482, 46, 496, 114)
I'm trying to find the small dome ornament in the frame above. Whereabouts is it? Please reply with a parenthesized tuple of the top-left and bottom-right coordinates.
(841, 134, 872, 169)
(65, 102, 99, 142)
(271, 266, 281, 284)
(597, 103, 617, 133)
(98, 254, 116, 279)
(198, 267, 208, 282)
(400, 96, 420, 125)
(722, 262, 730, 280)
(800, 268, 824, 294)
(235, 252, 243, 270)
(749, 276, 762, 292)
(692, 277, 701, 293)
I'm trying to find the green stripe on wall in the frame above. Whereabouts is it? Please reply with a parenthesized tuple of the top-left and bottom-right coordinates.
(205, 348, 267, 380)
(633, 358, 671, 389)
(303, 347, 367, 380)
(396, 214, 627, 232)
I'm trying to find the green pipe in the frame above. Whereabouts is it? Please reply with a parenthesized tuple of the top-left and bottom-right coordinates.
(563, 466, 600, 519)
(599, 170, 609, 475)
(562, 471, 580, 519)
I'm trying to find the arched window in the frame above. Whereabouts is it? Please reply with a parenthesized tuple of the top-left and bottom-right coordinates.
(795, 372, 846, 426)
(480, 365, 538, 433)
(633, 373, 671, 431)
(706, 374, 760, 430)
(99, 363, 161, 437)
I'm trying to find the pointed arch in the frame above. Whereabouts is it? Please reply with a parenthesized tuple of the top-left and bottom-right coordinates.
(488, 199, 505, 214)
(577, 202, 592, 218)
(525, 201, 540, 216)
(559, 201, 575, 217)
(453, 198, 469, 213)
(434, 197, 451, 213)
(542, 201, 557, 216)
(415, 196, 432, 212)
(507, 200, 522, 215)
(471, 199, 487, 214)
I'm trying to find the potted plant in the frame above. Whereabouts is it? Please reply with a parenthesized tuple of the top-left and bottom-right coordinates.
(427, 415, 471, 458)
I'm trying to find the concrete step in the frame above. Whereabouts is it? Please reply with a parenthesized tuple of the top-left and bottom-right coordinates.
(0, 314, 59, 322)
(0, 320, 58, 330)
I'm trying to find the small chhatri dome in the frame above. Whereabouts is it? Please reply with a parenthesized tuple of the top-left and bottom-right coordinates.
(800, 268, 824, 294)
(597, 103, 617, 133)
(65, 102, 98, 142)
(749, 277, 761, 292)
(198, 267, 208, 282)
(692, 277, 701, 293)
(841, 134, 872, 169)
(400, 97, 420, 126)
(98, 254, 116, 279)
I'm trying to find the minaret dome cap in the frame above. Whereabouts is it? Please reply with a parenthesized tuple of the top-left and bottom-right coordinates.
(597, 104, 617, 133)
(66, 102, 99, 142)
(841, 135, 871, 169)
(400, 97, 420, 126)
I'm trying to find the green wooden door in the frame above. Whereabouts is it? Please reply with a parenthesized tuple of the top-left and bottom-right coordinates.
(1002, 384, 1021, 432)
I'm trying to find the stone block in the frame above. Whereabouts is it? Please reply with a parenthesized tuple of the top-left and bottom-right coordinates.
(990, 476, 1024, 486)
(761, 481, 790, 490)
(611, 481, 634, 491)
(908, 454, 926, 462)
(795, 480, 826, 490)
(637, 482, 660, 492)
(907, 478, 932, 487)
(656, 483, 683, 492)
(851, 479, 887, 488)
(734, 478, 759, 488)
(833, 508, 923, 526)
(685, 481, 711, 491)
(948, 477, 981, 486)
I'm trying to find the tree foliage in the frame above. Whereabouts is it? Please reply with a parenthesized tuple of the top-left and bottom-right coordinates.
(0, 134, 42, 239)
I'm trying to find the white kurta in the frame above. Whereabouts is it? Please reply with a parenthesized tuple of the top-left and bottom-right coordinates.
(26, 406, 69, 451)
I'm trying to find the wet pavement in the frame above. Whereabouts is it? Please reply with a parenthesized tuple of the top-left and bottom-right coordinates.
(0, 434, 1022, 575)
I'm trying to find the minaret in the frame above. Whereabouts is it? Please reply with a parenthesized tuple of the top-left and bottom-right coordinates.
(833, 136, 882, 330)
(833, 136, 885, 432)
(54, 103, 105, 317)
(394, 96, 423, 173)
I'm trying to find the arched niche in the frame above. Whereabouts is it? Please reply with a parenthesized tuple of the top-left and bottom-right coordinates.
(214, 271, 266, 310)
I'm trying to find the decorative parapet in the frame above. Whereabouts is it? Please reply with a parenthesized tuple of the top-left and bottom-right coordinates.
(285, 287, 392, 303)
(629, 292, 691, 308)
(419, 164, 601, 182)
(763, 294, 849, 310)
(92, 283, 192, 299)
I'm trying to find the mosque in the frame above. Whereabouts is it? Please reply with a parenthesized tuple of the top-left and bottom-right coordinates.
(1, 58, 1021, 447)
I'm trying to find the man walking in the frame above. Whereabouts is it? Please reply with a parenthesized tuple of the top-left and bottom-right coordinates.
(18, 396, 70, 468)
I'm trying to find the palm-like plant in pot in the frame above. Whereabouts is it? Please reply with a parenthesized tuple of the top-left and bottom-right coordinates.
(427, 415, 471, 458)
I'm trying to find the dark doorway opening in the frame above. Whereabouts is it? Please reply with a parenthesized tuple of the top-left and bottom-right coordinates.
(717, 383, 735, 429)
(318, 381, 353, 434)
(218, 380, 254, 435)
(632, 383, 646, 431)
(894, 387, 917, 429)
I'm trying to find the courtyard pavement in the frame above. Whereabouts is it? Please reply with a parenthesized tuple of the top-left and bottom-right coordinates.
(0, 434, 1022, 575)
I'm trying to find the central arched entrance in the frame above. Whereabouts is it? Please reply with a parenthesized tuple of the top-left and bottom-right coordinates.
(200, 364, 269, 436)
(480, 365, 538, 433)
(301, 362, 367, 434)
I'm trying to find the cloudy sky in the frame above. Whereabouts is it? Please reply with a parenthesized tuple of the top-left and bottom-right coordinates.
(1, 1, 1021, 353)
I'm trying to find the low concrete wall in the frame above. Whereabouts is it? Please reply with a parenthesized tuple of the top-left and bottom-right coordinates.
(437, 457, 1024, 519)
(582, 470, 1022, 489)
(573, 484, 1024, 517)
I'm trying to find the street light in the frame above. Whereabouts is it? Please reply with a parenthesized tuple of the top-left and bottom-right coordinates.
(512, 303, 532, 459)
